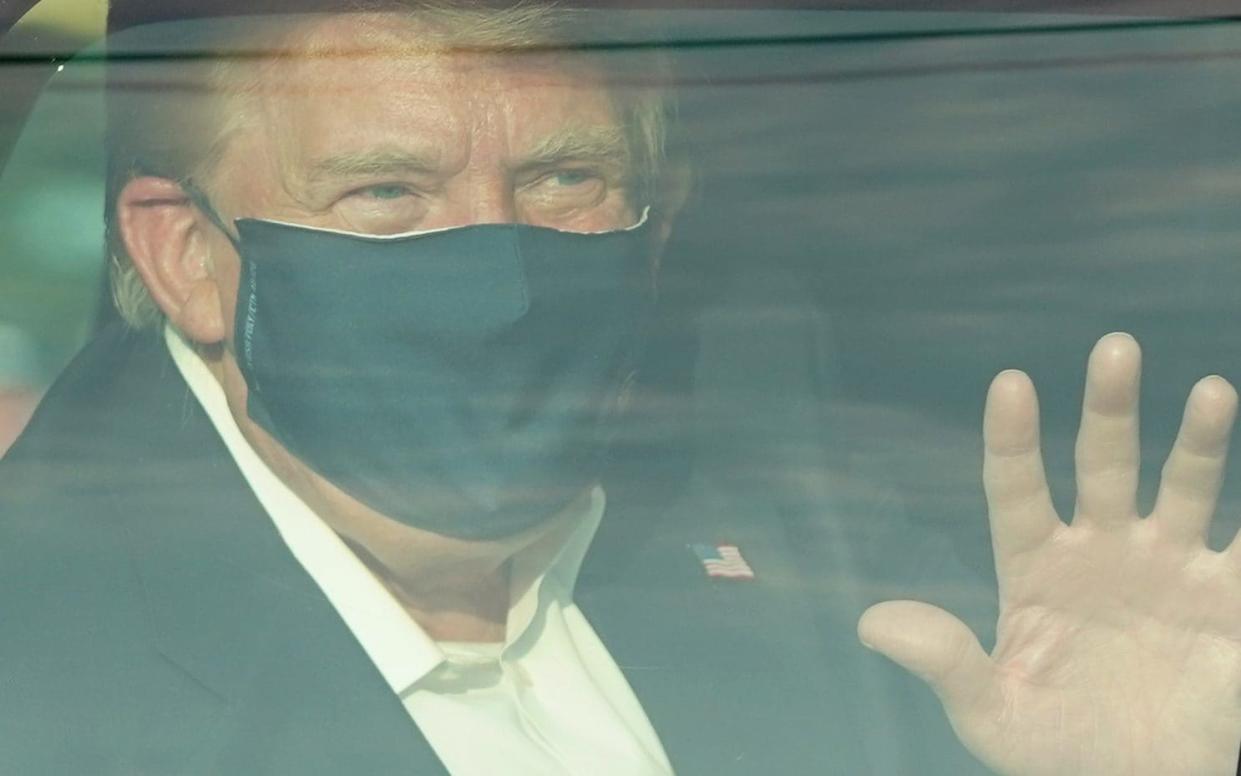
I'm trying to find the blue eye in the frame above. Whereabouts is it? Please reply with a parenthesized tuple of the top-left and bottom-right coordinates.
(361, 184, 412, 200)
(552, 170, 593, 187)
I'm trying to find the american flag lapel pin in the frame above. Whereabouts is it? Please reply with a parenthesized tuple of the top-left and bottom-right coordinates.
(689, 542, 755, 580)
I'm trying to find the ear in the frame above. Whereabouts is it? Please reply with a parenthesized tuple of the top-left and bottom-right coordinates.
(116, 176, 228, 344)
(649, 159, 694, 275)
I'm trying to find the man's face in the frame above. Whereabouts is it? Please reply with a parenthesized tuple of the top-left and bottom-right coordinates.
(189, 13, 639, 577)
(204, 13, 639, 367)
(209, 15, 635, 232)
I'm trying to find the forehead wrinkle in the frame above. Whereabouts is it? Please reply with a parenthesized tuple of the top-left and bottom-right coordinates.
(251, 50, 462, 201)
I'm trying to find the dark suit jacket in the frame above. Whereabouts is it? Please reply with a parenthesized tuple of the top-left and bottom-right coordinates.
(0, 324, 1004, 774)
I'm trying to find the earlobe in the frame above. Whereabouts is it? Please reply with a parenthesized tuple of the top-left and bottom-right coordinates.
(116, 176, 227, 343)
(648, 159, 694, 276)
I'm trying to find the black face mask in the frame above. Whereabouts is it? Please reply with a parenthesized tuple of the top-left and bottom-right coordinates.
(194, 191, 655, 541)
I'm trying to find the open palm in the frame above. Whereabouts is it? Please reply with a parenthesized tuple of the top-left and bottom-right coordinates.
(860, 333, 1241, 776)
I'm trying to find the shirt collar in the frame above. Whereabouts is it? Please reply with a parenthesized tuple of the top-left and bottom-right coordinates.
(164, 325, 605, 695)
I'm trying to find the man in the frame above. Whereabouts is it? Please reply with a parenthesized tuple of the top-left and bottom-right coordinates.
(3, 3, 1241, 774)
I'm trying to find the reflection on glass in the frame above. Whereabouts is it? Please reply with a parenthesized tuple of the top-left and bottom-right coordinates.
(3, 6, 1241, 775)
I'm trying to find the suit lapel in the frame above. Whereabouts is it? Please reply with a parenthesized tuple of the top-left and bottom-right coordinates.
(76, 326, 448, 774)
(578, 489, 855, 776)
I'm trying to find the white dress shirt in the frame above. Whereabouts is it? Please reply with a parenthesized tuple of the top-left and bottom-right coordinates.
(166, 327, 673, 776)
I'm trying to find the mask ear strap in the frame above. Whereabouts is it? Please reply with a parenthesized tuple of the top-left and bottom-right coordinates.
(180, 179, 241, 249)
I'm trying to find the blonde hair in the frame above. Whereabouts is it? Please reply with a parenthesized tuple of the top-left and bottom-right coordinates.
(106, 2, 678, 328)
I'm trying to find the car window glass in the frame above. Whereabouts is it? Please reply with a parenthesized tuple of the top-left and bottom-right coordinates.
(5, 6, 1241, 773)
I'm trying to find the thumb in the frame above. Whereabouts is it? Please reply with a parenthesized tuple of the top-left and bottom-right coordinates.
(858, 599, 997, 712)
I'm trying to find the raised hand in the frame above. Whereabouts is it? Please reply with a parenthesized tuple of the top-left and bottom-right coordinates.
(859, 333, 1241, 776)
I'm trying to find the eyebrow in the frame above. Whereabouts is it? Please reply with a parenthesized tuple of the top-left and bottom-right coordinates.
(307, 149, 443, 183)
(303, 126, 629, 185)
(518, 125, 630, 169)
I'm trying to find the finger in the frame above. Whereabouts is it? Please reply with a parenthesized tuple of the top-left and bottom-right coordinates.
(1073, 332, 1142, 529)
(858, 600, 999, 714)
(1151, 376, 1237, 546)
(983, 369, 1062, 560)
